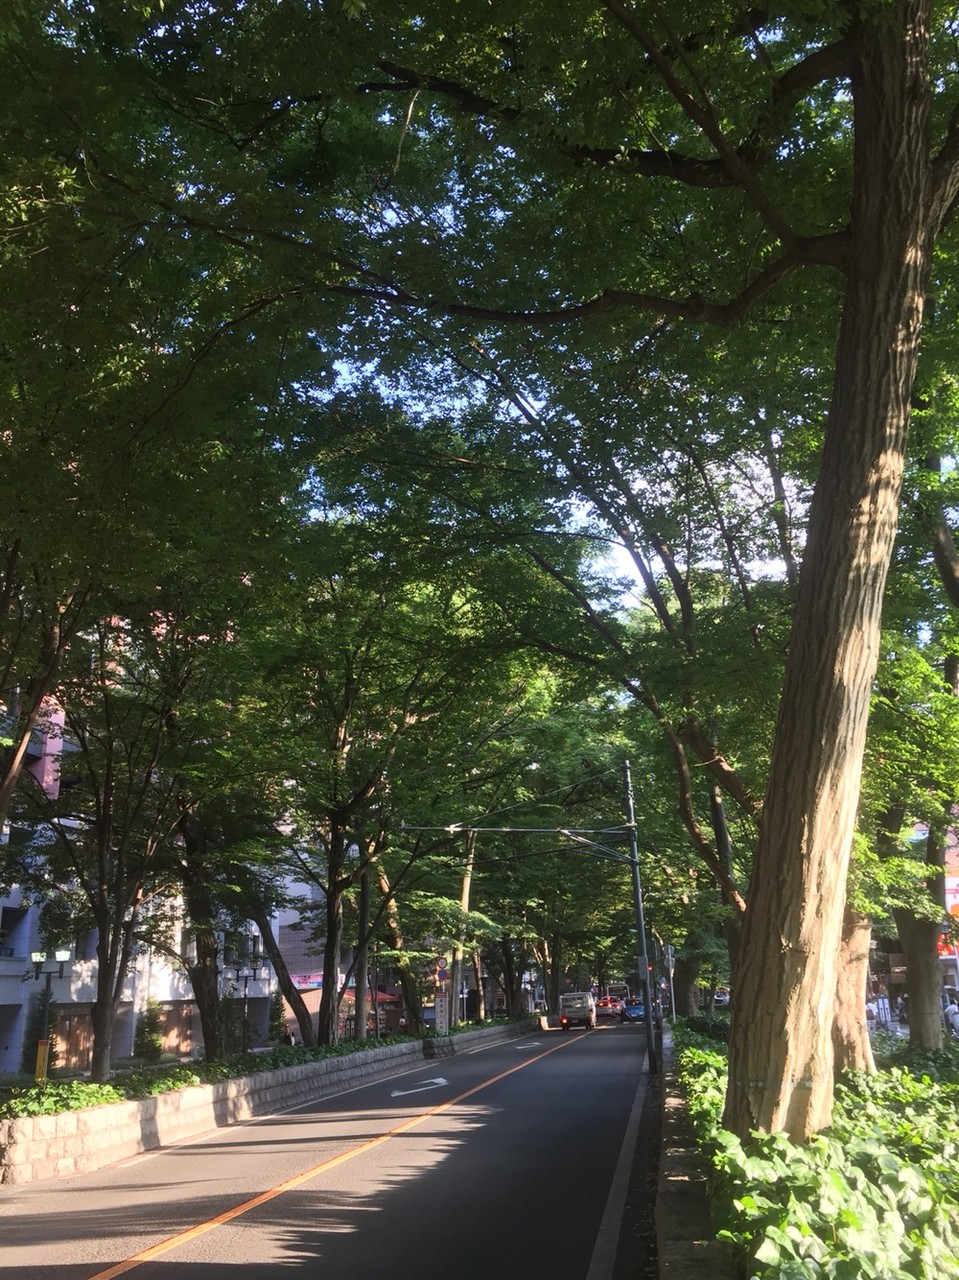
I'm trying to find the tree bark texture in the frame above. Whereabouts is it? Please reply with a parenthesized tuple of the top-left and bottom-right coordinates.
(832, 909, 876, 1073)
(253, 905, 317, 1047)
(317, 874, 345, 1045)
(672, 952, 703, 1017)
(177, 820, 222, 1061)
(726, 2, 933, 1140)
(353, 865, 371, 1041)
(187, 927, 221, 1063)
(895, 908, 945, 1050)
(450, 831, 475, 1026)
(375, 860, 425, 1033)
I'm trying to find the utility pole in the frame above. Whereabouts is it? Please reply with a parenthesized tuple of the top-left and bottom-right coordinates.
(624, 760, 658, 1074)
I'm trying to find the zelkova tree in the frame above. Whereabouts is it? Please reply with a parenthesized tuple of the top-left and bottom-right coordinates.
(11, 614, 190, 1081)
(0, 2, 333, 832)
(16, 2, 959, 1136)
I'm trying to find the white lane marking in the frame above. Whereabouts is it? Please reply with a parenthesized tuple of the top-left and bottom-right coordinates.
(585, 1052, 649, 1280)
(390, 1077, 449, 1097)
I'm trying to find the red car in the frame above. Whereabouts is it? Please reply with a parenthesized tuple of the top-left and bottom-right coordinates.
(596, 996, 623, 1018)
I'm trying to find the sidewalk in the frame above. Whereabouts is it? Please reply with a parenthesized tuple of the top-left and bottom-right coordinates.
(653, 1025, 736, 1279)
(609, 1024, 736, 1280)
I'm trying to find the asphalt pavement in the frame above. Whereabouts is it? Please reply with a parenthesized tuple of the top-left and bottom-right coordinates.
(1, 1023, 664, 1280)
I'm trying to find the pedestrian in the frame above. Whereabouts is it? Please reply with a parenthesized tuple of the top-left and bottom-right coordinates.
(282, 1028, 296, 1046)
(945, 1001, 959, 1038)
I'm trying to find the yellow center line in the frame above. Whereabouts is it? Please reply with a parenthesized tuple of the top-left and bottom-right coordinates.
(88, 1036, 573, 1279)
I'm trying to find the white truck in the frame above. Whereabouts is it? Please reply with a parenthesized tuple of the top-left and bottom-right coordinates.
(559, 991, 596, 1031)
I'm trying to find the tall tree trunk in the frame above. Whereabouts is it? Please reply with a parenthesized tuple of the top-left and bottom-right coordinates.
(726, 4, 934, 1140)
(832, 908, 876, 1073)
(317, 883, 344, 1045)
(89, 1002, 115, 1084)
(375, 860, 425, 1033)
(889, 819, 947, 1050)
(251, 904, 316, 1047)
(497, 937, 524, 1015)
(354, 864, 370, 1041)
(186, 924, 221, 1062)
(672, 949, 703, 1017)
(89, 909, 137, 1083)
(450, 831, 475, 1026)
(895, 909, 945, 1050)
(176, 813, 222, 1061)
(471, 950, 486, 1020)
(317, 826, 350, 1046)
(548, 933, 562, 1013)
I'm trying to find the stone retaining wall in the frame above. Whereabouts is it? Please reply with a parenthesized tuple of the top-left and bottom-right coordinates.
(1, 1020, 538, 1186)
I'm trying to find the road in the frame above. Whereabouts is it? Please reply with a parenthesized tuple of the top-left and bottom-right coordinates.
(1, 1022, 654, 1280)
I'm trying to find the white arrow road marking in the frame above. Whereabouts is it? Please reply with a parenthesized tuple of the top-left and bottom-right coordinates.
(515, 1042, 542, 1049)
(390, 1078, 449, 1097)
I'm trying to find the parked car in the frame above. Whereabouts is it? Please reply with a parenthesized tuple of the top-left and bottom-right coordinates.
(619, 998, 646, 1023)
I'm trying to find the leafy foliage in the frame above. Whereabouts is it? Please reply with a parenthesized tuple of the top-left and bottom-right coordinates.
(0, 1022, 522, 1119)
(674, 1027, 959, 1279)
(132, 1000, 165, 1064)
(0, 1079, 125, 1118)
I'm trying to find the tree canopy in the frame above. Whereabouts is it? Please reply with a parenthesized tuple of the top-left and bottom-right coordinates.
(3, 0, 959, 1138)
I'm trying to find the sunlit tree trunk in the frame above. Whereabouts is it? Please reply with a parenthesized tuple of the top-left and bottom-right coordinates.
(832, 908, 876, 1073)
(726, 4, 934, 1140)
(252, 905, 316, 1047)
(471, 950, 486, 1020)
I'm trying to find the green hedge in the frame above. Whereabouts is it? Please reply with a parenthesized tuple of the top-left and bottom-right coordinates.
(675, 1027, 959, 1279)
(0, 1036, 411, 1119)
(0, 1017, 527, 1120)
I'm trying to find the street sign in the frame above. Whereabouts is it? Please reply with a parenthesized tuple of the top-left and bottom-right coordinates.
(434, 989, 450, 1035)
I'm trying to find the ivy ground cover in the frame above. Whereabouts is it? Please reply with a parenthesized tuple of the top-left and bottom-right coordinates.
(677, 1030, 959, 1279)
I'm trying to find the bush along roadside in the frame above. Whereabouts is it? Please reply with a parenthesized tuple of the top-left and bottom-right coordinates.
(674, 1026, 959, 1279)
(0, 1016, 535, 1121)
(0, 1035, 414, 1119)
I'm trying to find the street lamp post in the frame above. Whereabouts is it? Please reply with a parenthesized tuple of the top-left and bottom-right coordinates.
(239, 963, 267, 1052)
(24, 948, 72, 1081)
(223, 939, 270, 1054)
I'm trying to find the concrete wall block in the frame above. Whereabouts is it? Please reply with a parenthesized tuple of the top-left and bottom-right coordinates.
(55, 1112, 80, 1139)
(76, 1101, 139, 1138)
(0, 1162, 29, 1185)
(30, 1114, 60, 1139)
(0, 1118, 25, 1148)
